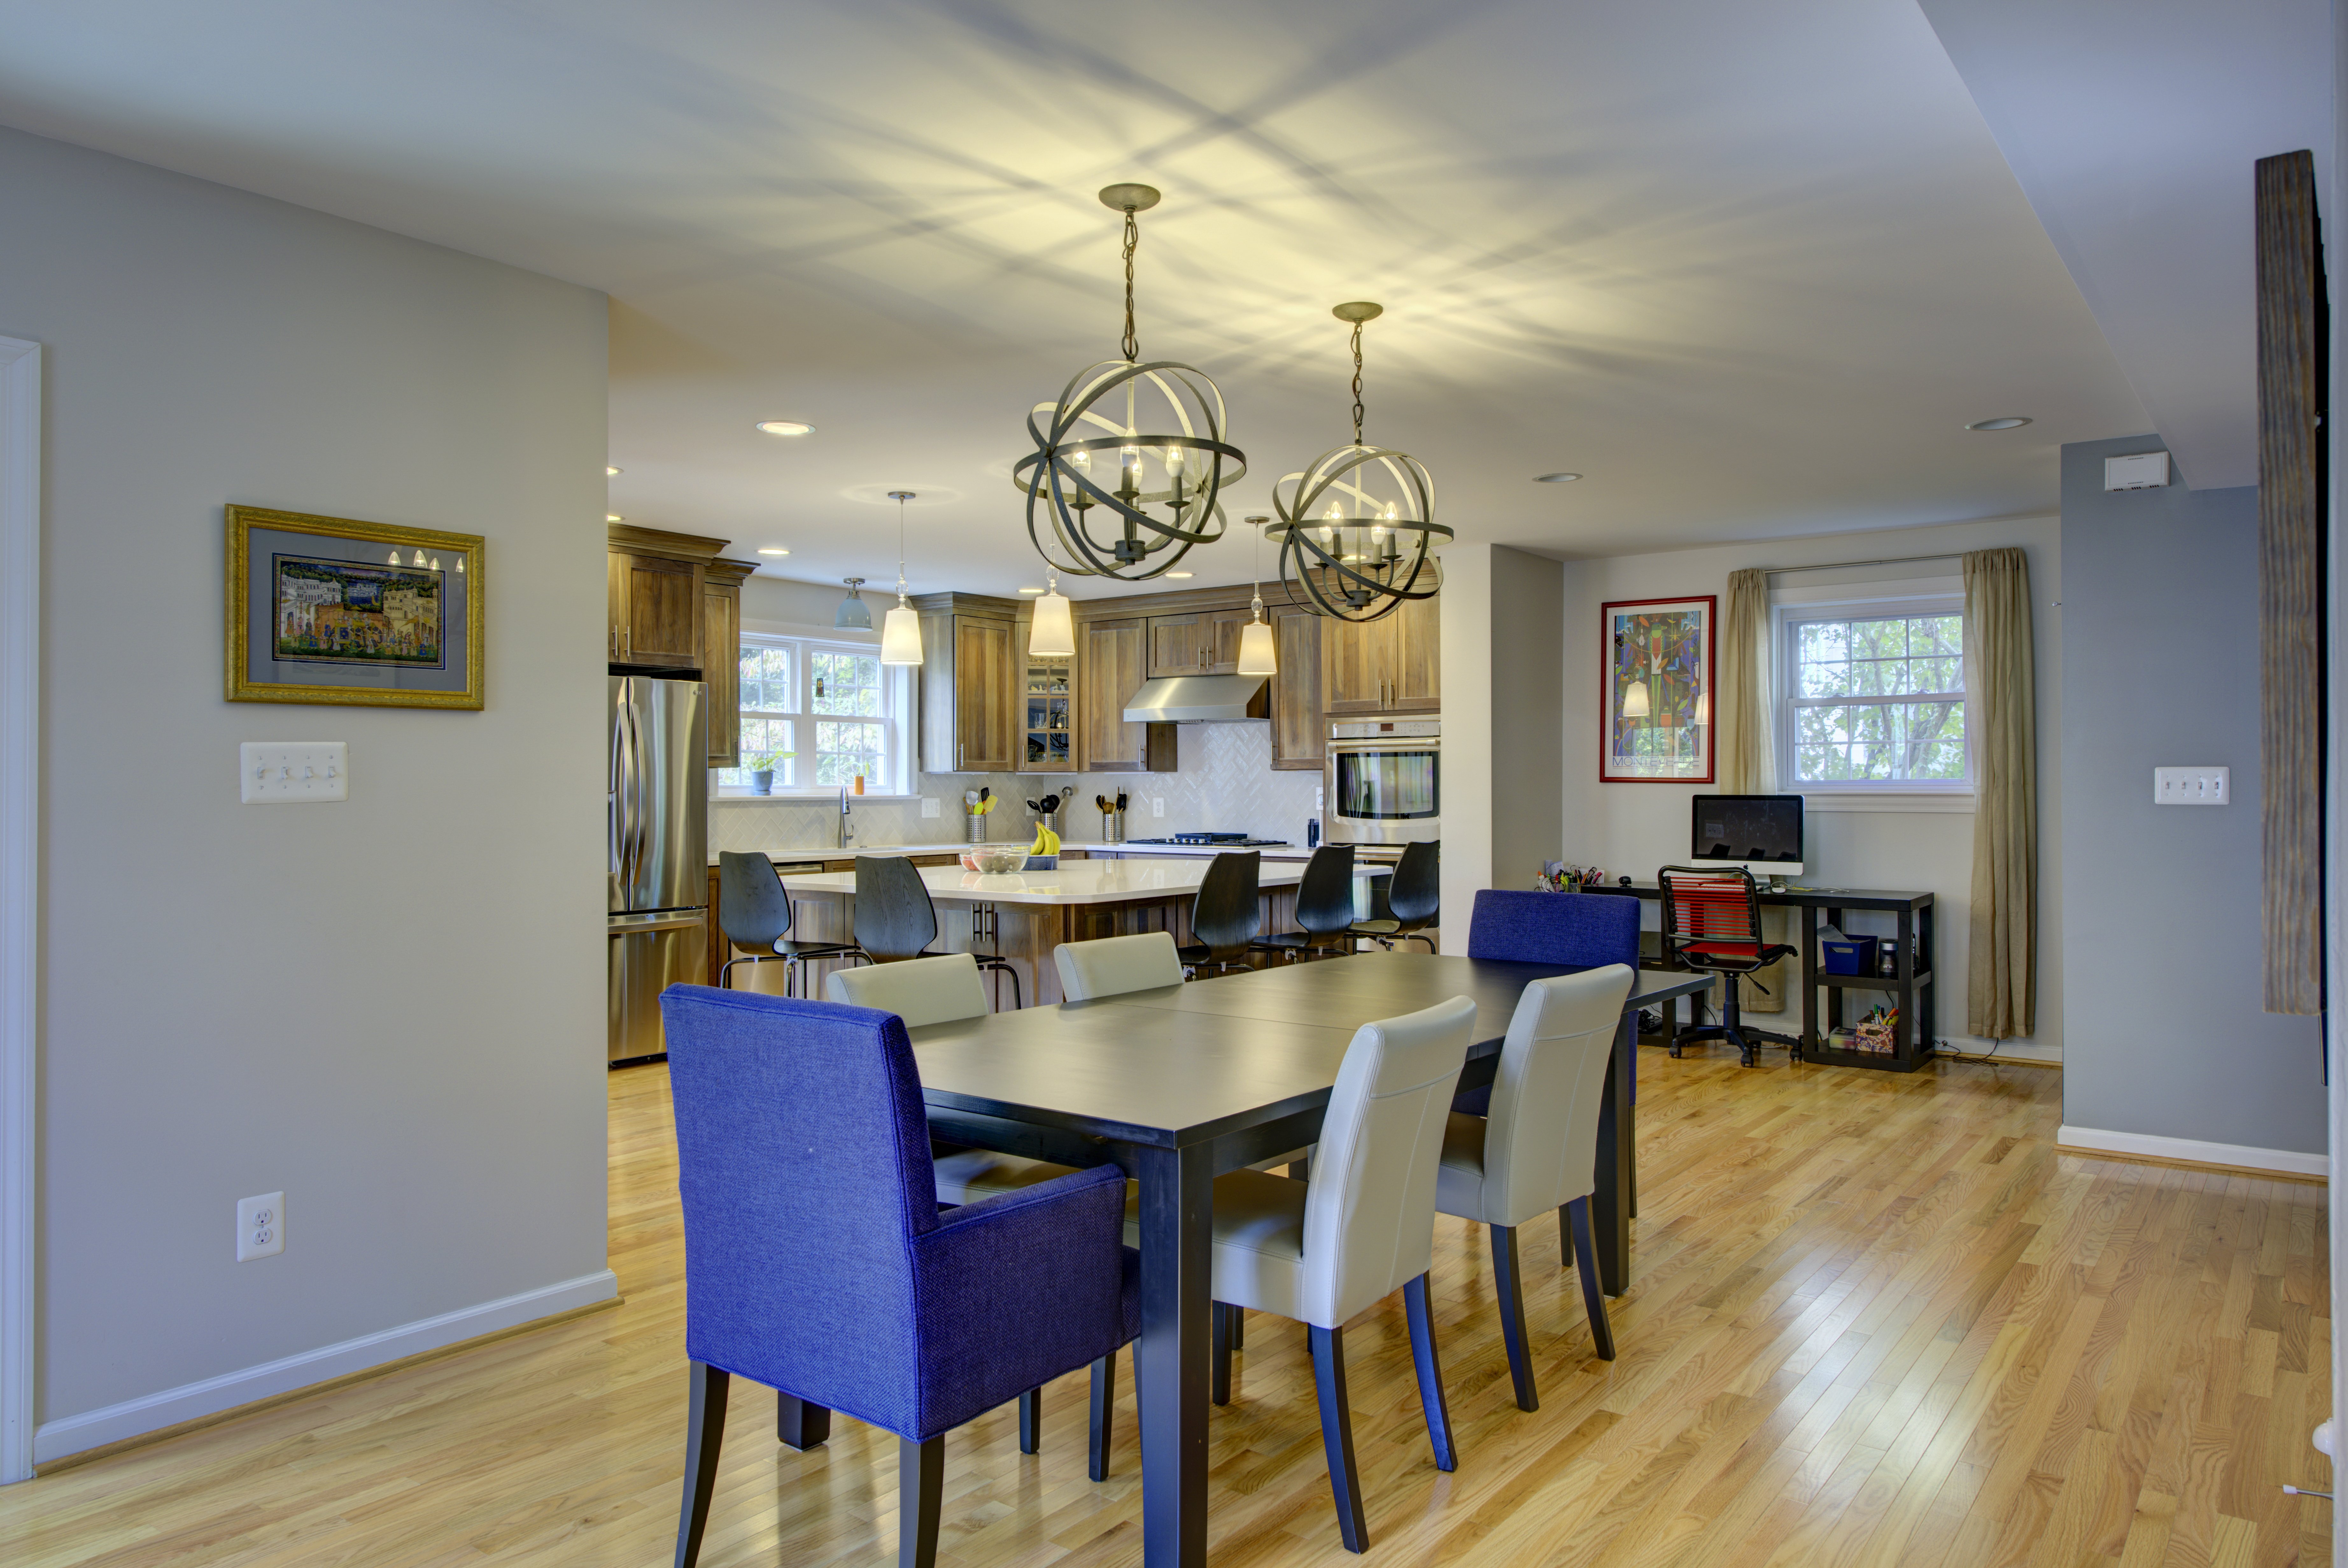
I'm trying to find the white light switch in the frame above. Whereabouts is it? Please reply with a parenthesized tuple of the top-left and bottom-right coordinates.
(2154, 766, 2228, 805)
(241, 742, 348, 803)
(921, 797, 941, 818)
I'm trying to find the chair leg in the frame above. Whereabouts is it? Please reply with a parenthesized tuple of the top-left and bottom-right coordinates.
(1308, 1324, 1370, 1553)
(1566, 1196, 1617, 1360)
(673, 1361, 729, 1568)
(1211, 1302, 1234, 1406)
(1018, 1387, 1042, 1454)
(1402, 1274, 1457, 1470)
(718, 956, 743, 991)
(1230, 1305, 1245, 1350)
(899, 1434, 944, 1568)
(778, 1390, 830, 1451)
(1490, 1224, 1539, 1412)
(1088, 1351, 1115, 1482)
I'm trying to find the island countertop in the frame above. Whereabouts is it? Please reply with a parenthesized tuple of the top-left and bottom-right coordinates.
(778, 855, 1387, 908)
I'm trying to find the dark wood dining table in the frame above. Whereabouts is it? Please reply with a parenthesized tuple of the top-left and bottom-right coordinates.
(904, 951, 1710, 1568)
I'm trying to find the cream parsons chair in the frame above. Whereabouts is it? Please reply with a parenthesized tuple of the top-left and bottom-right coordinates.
(1054, 930, 1185, 1000)
(1150, 994, 1477, 1553)
(1435, 965, 1635, 1412)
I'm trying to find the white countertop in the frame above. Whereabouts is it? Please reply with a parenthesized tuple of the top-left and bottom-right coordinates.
(720, 840, 1398, 867)
(780, 856, 1384, 906)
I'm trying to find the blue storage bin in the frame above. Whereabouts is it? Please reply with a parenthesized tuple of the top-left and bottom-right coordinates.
(1821, 934, 1878, 976)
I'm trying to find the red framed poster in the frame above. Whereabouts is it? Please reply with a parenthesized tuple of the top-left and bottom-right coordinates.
(1600, 595, 1715, 783)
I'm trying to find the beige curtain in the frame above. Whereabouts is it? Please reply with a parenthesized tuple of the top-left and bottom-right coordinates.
(1716, 568, 1786, 1012)
(1965, 547, 2036, 1038)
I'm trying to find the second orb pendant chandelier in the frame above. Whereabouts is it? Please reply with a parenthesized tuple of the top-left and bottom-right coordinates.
(1270, 302, 1450, 622)
(1014, 184, 1246, 583)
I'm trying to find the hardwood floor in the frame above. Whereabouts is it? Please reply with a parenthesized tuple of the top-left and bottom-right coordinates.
(2, 1050, 2331, 1567)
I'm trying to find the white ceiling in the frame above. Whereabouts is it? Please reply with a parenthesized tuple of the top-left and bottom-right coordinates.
(0, 0, 2159, 599)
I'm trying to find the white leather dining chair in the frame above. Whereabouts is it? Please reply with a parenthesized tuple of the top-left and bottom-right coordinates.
(1127, 994, 1476, 1553)
(1054, 930, 1185, 1000)
(825, 952, 990, 1028)
(1435, 965, 1634, 1410)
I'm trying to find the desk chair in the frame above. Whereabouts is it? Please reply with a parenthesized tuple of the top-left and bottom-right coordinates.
(854, 854, 1021, 1010)
(1177, 851, 1261, 977)
(1657, 866, 1798, 1067)
(1350, 839, 1439, 951)
(659, 986, 1137, 1568)
(1252, 844, 1357, 963)
(1436, 967, 1633, 1410)
(1141, 996, 1476, 1553)
(715, 851, 864, 994)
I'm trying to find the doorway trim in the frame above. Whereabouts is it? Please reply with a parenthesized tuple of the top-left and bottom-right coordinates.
(1, 334, 41, 1485)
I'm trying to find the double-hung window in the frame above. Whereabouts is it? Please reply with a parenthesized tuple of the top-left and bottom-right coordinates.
(715, 633, 913, 795)
(1773, 583, 1970, 794)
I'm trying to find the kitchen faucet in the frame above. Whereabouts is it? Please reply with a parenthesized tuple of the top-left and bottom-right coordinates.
(839, 783, 855, 850)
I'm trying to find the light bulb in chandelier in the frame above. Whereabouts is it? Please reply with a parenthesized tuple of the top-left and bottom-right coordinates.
(1268, 300, 1450, 621)
(1013, 183, 1244, 581)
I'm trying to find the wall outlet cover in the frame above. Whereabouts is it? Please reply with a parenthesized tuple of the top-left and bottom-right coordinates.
(1151, 797, 1165, 818)
(921, 797, 940, 818)
(236, 1191, 286, 1261)
(2153, 766, 2229, 805)
(241, 742, 347, 803)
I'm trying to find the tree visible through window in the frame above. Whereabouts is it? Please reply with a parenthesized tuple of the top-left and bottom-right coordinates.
(715, 637, 902, 792)
(1786, 612, 1967, 785)
(807, 650, 884, 786)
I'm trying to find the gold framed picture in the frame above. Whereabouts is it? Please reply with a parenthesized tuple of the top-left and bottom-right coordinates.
(225, 505, 485, 709)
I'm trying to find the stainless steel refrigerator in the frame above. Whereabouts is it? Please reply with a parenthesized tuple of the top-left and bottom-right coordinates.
(609, 674, 709, 1063)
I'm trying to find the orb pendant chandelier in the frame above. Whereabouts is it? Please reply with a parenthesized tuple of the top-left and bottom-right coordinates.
(1012, 184, 1245, 581)
(1268, 302, 1451, 622)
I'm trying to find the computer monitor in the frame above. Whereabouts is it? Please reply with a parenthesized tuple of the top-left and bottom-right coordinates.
(1689, 794, 1804, 878)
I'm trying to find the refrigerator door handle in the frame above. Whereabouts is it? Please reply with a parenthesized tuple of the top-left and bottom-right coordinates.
(624, 691, 645, 898)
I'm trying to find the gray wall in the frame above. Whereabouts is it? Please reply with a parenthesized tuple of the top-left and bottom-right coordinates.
(0, 125, 613, 1448)
(2059, 434, 2323, 1152)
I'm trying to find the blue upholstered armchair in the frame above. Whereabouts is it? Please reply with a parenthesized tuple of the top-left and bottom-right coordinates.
(1459, 889, 1641, 1119)
(661, 985, 1139, 1568)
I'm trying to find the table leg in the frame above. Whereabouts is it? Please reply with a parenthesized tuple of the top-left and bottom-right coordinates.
(1136, 1142, 1212, 1568)
(1591, 1013, 1633, 1296)
(1797, 905, 1817, 1059)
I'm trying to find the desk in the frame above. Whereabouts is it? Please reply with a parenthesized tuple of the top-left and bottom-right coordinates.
(1586, 883, 1938, 1072)
(905, 952, 1710, 1568)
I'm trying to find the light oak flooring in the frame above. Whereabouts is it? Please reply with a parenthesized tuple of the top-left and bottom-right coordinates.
(2, 1049, 2332, 1567)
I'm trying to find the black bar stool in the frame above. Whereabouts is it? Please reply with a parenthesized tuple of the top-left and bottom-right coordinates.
(1177, 851, 1261, 978)
(715, 851, 864, 995)
(854, 854, 1022, 1010)
(1349, 839, 1439, 951)
(1253, 844, 1358, 963)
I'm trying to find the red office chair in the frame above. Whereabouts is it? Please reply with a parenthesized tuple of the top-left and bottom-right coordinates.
(1657, 866, 1799, 1067)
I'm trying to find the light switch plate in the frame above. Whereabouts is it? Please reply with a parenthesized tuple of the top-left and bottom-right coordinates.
(921, 797, 941, 818)
(236, 1191, 285, 1261)
(2154, 766, 2228, 805)
(241, 742, 347, 803)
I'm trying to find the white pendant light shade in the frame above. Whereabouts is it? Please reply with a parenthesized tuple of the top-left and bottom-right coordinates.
(1029, 585, 1077, 657)
(881, 604, 924, 665)
(1621, 678, 1651, 719)
(1236, 616, 1277, 676)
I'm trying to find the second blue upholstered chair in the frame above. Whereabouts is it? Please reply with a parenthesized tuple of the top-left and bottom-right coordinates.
(661, 985, 1138, 1568)
(1457, 889, 1639, 1119)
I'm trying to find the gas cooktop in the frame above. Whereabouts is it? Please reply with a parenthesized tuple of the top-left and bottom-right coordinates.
(1126, 833, 1292, 847)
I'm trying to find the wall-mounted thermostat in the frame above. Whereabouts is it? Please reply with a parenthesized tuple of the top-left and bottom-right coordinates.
(2105, 451, 2171, 491)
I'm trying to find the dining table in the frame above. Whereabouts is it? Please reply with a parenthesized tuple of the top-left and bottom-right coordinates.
(903, 950, 1712, 1568)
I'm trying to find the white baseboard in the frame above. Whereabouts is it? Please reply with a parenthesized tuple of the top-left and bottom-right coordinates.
(32, 1268, 618, 1465)
(2057, 1125, 2329, 1179)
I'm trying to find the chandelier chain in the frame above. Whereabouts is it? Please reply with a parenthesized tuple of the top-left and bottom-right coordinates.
(1121, 208, 1140, 363)
(1350, 319, 1365, 445)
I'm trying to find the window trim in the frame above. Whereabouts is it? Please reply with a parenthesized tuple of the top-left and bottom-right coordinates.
(714, 631, 913, 798)
(1770, 580, 1973, 796)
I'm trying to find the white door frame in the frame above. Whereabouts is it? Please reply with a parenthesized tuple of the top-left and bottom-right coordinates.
(0, 334, 40, 1485)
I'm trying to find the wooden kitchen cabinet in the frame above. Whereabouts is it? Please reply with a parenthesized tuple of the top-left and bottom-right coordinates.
(915, 595, 1020, 773)
(1078, 616, 1176, 772)
(1015, 613, 1077, 773)
(1270, 607, 1325, 770)
(1147, 608, 1257, 676)
(609, 552, 702, 669)
(701, 558, 755, 767)
(1321, 593, 1440, 715)
(1386, 591, 1440, 711)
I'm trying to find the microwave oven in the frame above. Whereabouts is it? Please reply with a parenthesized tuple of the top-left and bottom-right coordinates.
(1324, 719, 1439, 846)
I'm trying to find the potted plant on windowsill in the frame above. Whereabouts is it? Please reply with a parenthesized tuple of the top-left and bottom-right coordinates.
(745, 750, 793, 796)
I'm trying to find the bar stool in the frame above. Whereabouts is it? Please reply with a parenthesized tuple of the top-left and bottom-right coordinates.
(1252, 844, 1357, 963)
(714, 851, 863, 995)
(1349, 839, 1439, 951)
(1176, 851, 1261, 978)
(854, 855, 1022, 1010)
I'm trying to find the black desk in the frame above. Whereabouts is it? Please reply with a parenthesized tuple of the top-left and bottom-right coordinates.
(906, 952, 1710, 1568)
(1586, 883, 1938, 1072)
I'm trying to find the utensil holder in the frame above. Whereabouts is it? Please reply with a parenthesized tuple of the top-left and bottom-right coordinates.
(965, 815, 986, 844)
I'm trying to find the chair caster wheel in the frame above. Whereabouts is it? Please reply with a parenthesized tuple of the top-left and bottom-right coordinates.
(1668, 1046, 1682, 1059)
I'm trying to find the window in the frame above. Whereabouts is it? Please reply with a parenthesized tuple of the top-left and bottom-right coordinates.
(715, 633, 912, 795)
(1775, 591, 1969, 791)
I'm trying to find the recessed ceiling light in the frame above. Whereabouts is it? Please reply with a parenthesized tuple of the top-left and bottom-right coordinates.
(606, 513, 623, 522)
(1166, 571, 1194, 579)
(606, 465, 621, 476)
(1017, 585, 1047, 595)
(757, 547, 790, 556)
(1965, 416, 2032, 431)
(756, 420, 815, 437)
(1535, 472, 1583, 483)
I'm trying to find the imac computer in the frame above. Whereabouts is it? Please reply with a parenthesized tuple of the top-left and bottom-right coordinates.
(1689, 794, 1804, 879)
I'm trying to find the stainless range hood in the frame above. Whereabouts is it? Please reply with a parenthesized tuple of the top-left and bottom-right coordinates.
(1122, 673, 1267, 723)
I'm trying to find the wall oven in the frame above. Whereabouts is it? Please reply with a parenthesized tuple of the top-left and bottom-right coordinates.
(1325, 719, 1439, 846)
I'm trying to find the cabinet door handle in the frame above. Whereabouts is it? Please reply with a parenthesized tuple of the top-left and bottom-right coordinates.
(624, 628, 631, 657)
(958, 742, 966, 770)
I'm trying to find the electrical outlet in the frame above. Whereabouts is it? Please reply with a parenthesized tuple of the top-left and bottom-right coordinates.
(921, 797, 940, 818)
(240, 743, 347, 803)
(1151, 797, 1165, 818)
(2154, 766, 2229, 805)
(236, 1192, 285, 1261)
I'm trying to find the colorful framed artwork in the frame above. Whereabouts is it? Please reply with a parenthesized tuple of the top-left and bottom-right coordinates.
(1601, 594, 1714, 782)
(225, 505, 485, 709)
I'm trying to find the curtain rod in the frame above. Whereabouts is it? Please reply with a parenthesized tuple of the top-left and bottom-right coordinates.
(1763, 552, 1962, 577)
